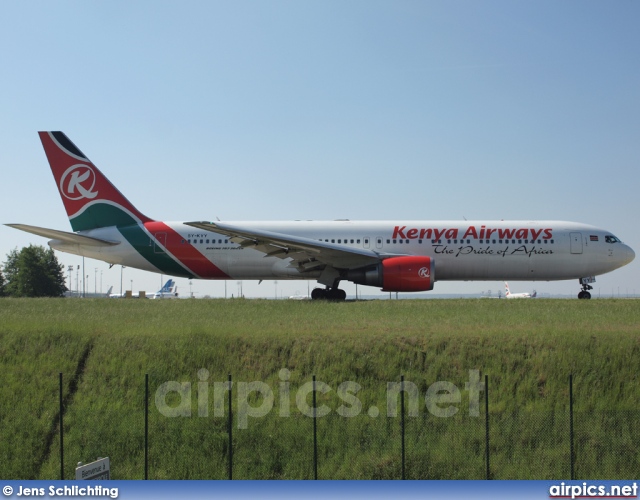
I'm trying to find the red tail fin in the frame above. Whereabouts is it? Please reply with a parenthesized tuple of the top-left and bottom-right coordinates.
(39, 132, 152, 231)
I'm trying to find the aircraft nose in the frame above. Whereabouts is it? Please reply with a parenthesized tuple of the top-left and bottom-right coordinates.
(624, 245, 636, 265)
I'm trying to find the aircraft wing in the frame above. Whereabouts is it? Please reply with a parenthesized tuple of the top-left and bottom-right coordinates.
(185, 221, 391, 271)
(5, 224, 120, 247)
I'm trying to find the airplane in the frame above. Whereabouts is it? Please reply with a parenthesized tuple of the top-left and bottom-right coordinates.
(504, 282, 536, 299)
(152, 279, 179, 299)
(107, 279, 176, 299)
(108, 289, 138, 298)
(108, 289, 145, 299)
(5, 132, 635, 301)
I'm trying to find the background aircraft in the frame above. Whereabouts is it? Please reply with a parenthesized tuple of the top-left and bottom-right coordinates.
(6, 132, 635, 300)
(152, 279, 179, 299)
(504, 282, 536, 299)
(108, 279, 177, 299)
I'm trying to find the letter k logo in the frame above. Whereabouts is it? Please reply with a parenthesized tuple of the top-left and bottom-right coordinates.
(67, 170, 97, 199)
(60, 165, 98, 200)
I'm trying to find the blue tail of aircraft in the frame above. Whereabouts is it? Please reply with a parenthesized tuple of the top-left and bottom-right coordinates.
(152, 279, 178, 299)
(159, 279, 174, 293)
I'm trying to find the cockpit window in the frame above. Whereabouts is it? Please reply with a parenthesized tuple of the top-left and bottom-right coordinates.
(605, 235, 621, 244)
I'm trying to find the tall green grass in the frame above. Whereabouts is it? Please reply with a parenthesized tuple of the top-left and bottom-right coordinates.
(0, 298, 638, 479)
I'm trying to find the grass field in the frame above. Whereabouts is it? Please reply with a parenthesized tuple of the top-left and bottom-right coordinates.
(0, 298, 638, 479)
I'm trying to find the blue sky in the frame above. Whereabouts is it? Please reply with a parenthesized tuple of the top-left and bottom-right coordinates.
(1, 1, 638, 298)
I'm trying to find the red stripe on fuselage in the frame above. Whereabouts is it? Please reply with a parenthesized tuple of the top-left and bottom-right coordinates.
(145, 222, 229, 278)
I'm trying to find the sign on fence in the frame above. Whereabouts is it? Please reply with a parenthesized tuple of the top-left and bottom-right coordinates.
(75, 457, 110, 480)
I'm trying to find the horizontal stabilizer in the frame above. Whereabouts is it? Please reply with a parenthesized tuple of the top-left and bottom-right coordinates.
(5, 224, 120, 247)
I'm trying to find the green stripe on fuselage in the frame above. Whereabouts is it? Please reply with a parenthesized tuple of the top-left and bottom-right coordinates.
(70, 203, 193, 278)
(117, 224, 195, 278)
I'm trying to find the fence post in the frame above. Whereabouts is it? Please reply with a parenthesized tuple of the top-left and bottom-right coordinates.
(484, 374, 490, 480)
(145, 373, 149, 480)
(401, 374, 405, 480)
(228, 374, 233, 480)
(59, 372, 64, 480)
(313, 375, 318, 480)
(569, 374, 574, 480)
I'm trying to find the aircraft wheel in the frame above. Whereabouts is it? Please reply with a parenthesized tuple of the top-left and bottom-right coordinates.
(326, 288, 347, 301)
(311, 288, 327, 300)
(578, 291, 585, 299)
(334, 289, 347, 301)
(583, 291, 591, 299)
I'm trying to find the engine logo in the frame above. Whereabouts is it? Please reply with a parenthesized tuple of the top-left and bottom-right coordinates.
(418, 267, 430, 279)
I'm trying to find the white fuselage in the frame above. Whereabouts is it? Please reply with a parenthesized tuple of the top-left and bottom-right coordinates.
(50, 220, 635, 284)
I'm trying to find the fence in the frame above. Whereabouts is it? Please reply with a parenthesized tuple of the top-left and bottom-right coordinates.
(13, 373, 637, 480)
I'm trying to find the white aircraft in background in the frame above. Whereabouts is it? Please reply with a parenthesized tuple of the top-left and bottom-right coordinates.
(152, 279, 179, 299)
(108, 289, 136, 299)
(504, 282, 536, 299)
(108, 279, 177, 299)
(6, 132, 635, 300)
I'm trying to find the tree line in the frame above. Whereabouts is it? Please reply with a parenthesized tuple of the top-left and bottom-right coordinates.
(0, 245, 67, 297)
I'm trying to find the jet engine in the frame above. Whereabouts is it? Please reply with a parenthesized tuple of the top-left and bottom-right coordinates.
(346, 256, 434, 292)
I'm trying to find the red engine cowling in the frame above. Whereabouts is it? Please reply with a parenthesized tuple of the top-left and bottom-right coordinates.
(346, 256, 435, 292)
(381, 256, 434, 292)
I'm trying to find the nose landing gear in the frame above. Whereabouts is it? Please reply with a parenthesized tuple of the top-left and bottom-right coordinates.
(578, 277, 595, 299)
(578, 288, 592, 299)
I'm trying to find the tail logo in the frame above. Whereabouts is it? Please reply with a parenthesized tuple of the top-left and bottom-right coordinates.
(60, 164, 98, 200)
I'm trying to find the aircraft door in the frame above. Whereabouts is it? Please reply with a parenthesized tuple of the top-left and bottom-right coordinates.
(154, 232, 167, 253)
(376, 237, 383, 250)
(570, 232, 583, 254)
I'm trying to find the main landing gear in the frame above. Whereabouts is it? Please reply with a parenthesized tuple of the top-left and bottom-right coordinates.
(311, 287, 347, 301)
(578, 277, 593, 299)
